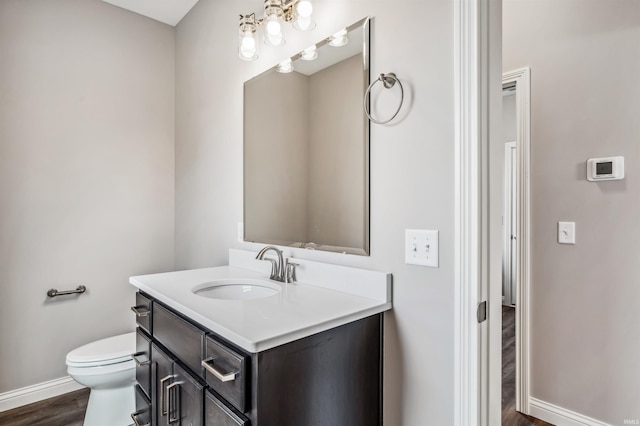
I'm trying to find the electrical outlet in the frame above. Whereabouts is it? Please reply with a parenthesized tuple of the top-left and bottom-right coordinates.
(405, 229, 439, 267)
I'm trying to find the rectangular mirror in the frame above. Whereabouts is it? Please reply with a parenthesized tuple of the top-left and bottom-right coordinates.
(243, 17, 370, 255)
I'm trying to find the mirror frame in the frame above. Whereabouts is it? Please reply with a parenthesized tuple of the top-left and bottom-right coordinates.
(243, 17, 371, 255)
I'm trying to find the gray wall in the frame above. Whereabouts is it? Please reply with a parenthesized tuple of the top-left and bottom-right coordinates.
(504, 1, 640, 423)
(244, 69, 310, 244)
(0, 0, 175, 392)
(308, 54, 366, 248)
(502, 94, 516, 143)
(175, 0, 455, 424)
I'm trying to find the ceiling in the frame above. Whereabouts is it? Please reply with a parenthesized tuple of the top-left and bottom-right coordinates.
(100, 0, 199, 26)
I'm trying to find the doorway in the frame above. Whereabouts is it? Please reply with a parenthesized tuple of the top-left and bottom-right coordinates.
(497, 68, 533, 424)
(502, 140, 516, 307)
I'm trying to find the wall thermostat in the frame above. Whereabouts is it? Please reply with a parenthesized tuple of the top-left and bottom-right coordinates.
(587, 156, 624, 181)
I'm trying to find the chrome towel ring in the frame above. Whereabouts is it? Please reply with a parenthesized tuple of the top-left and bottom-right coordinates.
(364, 73, 404, 125)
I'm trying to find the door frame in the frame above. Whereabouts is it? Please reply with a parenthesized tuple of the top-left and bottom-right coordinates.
(453, 0, 494, 424)
(453, 0, 532, 420)
(502, 67, 531, 415)
(453, 0, 503, 425)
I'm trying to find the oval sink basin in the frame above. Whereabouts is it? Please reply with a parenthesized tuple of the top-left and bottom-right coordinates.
(192, 279, 281, 300)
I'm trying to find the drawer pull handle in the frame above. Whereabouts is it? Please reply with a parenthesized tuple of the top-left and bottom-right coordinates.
(167, 381, 183, 424)
(131, 352, 150, 367)
(130, 410, 150, 426)
(160, 374, 176, 416)
(131, 306, 150, 317)
(201, 357, 237, 382)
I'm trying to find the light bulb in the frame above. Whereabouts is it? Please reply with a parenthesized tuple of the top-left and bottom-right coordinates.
(329, 29, 348, 47)
(301, 45, 317, 61)
(264, 14, 285, 46)
(239, 29, 258, 61)
(276, 58, 294, 73)
(296, 0, 313, 18)
(292, 0, 315, 32)
(294, 16, 313, 31)
(266, 15, 281, 36)
(241, 32, 256, 50)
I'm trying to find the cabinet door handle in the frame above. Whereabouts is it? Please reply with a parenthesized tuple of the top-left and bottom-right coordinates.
(160, 374, 176, 416)
(167, 381, 182, 424)
(131, 306, 150, 317)
(131, 352, 150, 366)
(201, 357, 237, 382)
(130, 410, 150, 426)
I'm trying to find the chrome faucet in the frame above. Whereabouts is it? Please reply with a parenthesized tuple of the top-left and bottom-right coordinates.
(256, 246, 298, 283)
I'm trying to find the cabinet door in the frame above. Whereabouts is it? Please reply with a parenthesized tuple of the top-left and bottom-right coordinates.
(170, 363, 205, 426)
(152, 343, 174, 426)
(204, 391, 249, 426)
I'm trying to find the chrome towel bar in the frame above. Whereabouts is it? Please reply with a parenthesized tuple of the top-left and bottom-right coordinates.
(47, 285, 86, 298)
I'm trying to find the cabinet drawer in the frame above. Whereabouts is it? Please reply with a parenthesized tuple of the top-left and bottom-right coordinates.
(132, 293, 153, 335)
(205, 390, 249, 426)
(203, 336, 248, 412)
(153, 303, 205, 376)
(132, 385, 151, 426)
(133, 329, 152, 399)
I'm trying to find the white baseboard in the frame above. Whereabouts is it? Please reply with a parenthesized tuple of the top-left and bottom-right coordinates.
(529, 397, 611, 426)
(0, 376, 85, 413)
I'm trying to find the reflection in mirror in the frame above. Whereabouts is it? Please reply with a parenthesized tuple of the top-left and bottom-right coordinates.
(244, 18, 370, 255)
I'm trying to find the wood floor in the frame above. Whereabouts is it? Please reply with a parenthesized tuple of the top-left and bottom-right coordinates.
(0, 313, 551, 426)
(502, 305, 553, 426)
(0, 388, 89, 426)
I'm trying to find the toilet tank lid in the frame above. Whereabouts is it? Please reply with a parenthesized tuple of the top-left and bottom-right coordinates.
(66, 332, 136, 364)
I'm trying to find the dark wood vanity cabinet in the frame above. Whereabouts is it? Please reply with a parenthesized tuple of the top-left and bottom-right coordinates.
(133, 292, 383, 426)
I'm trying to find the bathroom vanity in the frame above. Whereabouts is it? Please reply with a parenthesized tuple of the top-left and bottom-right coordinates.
(129, 249, 392, 426)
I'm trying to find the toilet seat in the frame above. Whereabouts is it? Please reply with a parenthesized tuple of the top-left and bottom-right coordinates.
(66, 332, 135, 368)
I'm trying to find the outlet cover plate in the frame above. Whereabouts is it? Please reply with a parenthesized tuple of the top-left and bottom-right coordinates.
(405, 229, 439, 267)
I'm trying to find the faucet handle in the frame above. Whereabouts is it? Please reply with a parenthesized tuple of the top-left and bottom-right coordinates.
(284, 260, 299, 284)
(262, 257, 279, 280)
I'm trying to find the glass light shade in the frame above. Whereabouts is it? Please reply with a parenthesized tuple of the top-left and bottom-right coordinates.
(301, 45, 318, 61)
(292, 1, 315, 32)
(238, 29, 258, 61)
(264, 14, 285, 46)
(329, 29, 348, 47)
(276, 58, 294, 73)
(296, 0, 313, 17)
(293, 16, 316, 31)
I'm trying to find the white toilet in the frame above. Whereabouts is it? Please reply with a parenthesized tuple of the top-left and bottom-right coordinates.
(66, 332, 136, 426)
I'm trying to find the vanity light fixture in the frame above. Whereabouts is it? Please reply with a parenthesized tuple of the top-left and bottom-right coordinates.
(276, 58, 294, 73)
(328, 28, 348, 47)
(238, 0, 316, 61)
(239, 14, 259, 61)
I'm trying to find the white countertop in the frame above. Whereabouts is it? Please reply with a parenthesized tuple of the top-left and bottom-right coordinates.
(129, 249, 392, 353)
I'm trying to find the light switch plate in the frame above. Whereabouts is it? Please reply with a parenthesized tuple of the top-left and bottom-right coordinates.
(558, 221, 575, 244)
(405, 229, 439, 267)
